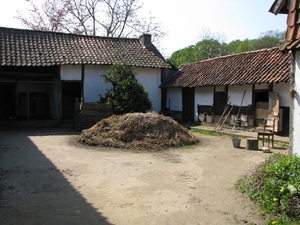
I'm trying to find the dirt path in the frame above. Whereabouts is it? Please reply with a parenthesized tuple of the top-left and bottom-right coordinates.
(0, 128, 286, 225)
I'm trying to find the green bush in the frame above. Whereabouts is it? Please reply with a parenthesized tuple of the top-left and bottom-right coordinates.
(112, 78, 152, 114)
(236, 153, 300, 225)
(101, 61, 152, 114)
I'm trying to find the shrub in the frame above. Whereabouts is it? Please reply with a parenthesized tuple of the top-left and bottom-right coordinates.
(112, 78, 152, 114)
(100, 61, 152, 114)
(236, 153, 300, 224)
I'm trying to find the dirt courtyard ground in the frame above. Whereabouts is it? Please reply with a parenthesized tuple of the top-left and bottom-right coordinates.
(0, 128, 288, 225)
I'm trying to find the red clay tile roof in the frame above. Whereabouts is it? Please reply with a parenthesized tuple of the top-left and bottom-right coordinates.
(161, 48, 290, 88)
(269, 0, 300, 50)
(0, 27, 170, 68)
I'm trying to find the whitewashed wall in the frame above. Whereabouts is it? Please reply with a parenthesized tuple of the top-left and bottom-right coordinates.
(136, 68, 161, 112)
(166, 87, 182, 111)
(293, 51, 300, 156)
(255, 83, 269, 90)
(84, 65, 112, 103)
(195, 86, 214, 121)
(83, 65, 162, 113)
(228, 85, 252, 106)
(61, 65, 81, 81)
(273, 82, 290, 107)
(195, 86, 214, 105)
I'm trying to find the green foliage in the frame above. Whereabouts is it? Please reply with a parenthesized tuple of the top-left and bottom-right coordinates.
(168, 39, 227, 67)
(101, 61, 135, 89)
(194, 39, 226, 60)
(236, 153, 300, 225)
(112, 78, 152, 114)
(168, 46, 195, 67)
(168, 30, 285, 67)
(254, 30, 285, 49)
(101, 61, 152, 114)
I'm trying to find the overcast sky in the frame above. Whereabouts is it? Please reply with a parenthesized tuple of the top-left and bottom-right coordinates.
(0, 0, 287, 57)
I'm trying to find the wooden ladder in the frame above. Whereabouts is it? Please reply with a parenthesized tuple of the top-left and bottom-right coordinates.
(214, 104, 233, 131)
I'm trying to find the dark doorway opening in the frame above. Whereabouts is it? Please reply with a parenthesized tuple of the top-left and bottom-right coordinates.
(280, 106, 290, 135)
(62, 82, 81, 119)
(0, 82, 16, 121)
(182, 87, 195, 122)
(213, 92, 227, 115)
(255, 91, 269, 102)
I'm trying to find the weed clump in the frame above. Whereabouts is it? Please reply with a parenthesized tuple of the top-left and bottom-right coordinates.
(236, 153, 300, 225)
(79, 112, 199, 150)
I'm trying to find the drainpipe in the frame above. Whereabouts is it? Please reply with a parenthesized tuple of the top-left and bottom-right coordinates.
(26, 82, 29, 126)
(289, 50, 295, 155)
(81, 65, 85, 99)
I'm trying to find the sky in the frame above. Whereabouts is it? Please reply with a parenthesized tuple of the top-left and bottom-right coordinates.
(0, 0, 287, 57)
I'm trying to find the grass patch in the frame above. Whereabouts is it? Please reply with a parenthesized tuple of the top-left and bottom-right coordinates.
(189, 128, 223, 136)
(189, 128, 237, 138)
(274, 141, 289, 149)
(235, 153, 300, 225)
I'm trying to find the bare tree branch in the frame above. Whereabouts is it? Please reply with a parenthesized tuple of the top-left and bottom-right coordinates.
(15, 0, 166, 47)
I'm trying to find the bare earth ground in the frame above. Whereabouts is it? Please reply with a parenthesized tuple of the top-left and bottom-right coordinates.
(0, 128, 288, 225)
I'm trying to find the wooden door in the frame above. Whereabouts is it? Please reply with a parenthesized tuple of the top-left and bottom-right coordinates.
(213, 92, 227, 115)
(182, 87, 195, 122)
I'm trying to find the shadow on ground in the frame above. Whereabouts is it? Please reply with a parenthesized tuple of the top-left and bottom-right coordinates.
(0, 128, 112, 225)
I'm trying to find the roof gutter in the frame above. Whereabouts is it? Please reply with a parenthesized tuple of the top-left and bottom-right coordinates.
(269, 0, 288, 15)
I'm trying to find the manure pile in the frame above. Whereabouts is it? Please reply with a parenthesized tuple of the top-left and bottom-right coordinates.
(79, 112, 199, 150)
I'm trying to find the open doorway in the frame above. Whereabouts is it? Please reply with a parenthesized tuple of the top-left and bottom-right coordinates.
(0, 82, 16, 121)
(61, 81, 81, 119)
(254, 91, 280, 132)
(254, 91, 269, 127)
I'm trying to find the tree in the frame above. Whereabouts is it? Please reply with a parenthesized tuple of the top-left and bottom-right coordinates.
(167, 46, 195, 67)
(197, 27, 227, 44)
(15, 0, 72, 32)
(194, 39, 226, 60)
(101, 61, 152, 114)
(16, 0, 165, 44)
(168, 39, 227, 67)
(168, 30, 286, 67)
(167, 28, 229, 67)
(251, 30, 285, 50)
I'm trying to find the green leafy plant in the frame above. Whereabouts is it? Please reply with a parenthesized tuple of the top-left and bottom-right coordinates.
(101, 61, 152, 114)
(236, 153, 300, 225)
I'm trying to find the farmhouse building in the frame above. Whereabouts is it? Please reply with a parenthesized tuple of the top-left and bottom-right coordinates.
(0, 27, 172, 128)
(270, 0, 300, 155)
(161, 47, 291, 133)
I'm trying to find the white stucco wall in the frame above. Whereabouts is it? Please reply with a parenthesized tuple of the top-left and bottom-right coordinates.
(166, 87, 182, 111)
(273, 82, 290, 107)
(84, 65, 112, 103)
(195, 86, 214, 121)
(136, 68, 161, 112)
(228, 85, 252, 106)
(255, 83, 269, 90)
(293, 50, 300, 156)
(83, 65, 162, 113)
(195, 86, 214, 105)
(61, 65, 81, 81)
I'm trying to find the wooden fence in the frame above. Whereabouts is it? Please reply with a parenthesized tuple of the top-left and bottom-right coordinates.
(74, 98, 113, 130)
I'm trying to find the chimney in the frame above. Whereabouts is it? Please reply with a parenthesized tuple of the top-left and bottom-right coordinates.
(139, 34, 152, 47)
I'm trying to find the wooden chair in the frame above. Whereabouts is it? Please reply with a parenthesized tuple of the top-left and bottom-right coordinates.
(257, 118, 275, 148)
